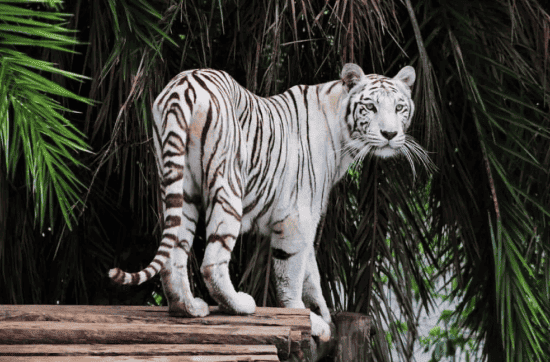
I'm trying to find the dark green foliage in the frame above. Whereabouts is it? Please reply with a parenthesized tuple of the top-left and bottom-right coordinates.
(1, 1, 549, 361)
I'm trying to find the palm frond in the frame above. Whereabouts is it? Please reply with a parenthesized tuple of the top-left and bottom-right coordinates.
(0, 0, 91, 229)
(404, 0, 550, 360)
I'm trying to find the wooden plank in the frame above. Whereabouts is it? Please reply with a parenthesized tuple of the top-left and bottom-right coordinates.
(0, 305, 310, 318)
(0, 305, 312, 359)
(0, 322, 291, 358)
(0, 356, 280, 361)
(0, 322, 289, 344)
(0, 344, 278, 356)
(0, 305, 311, 338)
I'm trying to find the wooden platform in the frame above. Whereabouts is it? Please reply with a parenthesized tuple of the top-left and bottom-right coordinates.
(0, 305, 312, 361)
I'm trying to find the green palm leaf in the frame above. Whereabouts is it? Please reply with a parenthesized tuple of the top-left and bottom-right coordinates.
(0, 0, 91, 228)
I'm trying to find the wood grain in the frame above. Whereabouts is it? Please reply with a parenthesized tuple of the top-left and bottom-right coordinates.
(0, 344, 278, 356)
(0, 305, 310, 336)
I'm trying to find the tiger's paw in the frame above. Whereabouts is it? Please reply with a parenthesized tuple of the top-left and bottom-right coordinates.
(168, 297, 210, 318)
(219, 292, 256, 315)
(310, 312, 331, 342)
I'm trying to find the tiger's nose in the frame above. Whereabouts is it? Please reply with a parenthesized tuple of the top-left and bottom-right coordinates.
(380, 130, 398, 140)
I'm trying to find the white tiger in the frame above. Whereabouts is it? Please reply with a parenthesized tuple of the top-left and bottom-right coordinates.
(109, 63, 431, 341)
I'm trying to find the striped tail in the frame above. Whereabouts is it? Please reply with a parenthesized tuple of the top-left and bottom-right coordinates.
(108, 240, 173, 285)
(110, 73, 193, 287)
(110, 80, 189, 285)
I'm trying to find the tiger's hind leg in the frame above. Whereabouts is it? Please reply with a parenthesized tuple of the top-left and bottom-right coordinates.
(200, 183, 256, 315)
(158, 130, 208, 317)
(161, 192, 209, 317)
(152, 78, 210, 317)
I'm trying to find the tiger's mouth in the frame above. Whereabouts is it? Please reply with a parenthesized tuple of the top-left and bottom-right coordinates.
(373, 144, 400, 158)
(369, 133, 405, 158)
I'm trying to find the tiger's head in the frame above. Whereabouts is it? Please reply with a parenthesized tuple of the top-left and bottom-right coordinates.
(341, 64, 431, 174)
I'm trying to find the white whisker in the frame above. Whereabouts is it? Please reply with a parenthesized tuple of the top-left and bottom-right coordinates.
(402, 136, 438, 176)
(338, 134, 435, 180)
(334, 143, 354, 160)
(400, 146, 417, 179)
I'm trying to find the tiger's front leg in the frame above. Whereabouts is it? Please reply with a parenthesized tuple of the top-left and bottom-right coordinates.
(303, 247, 332, 324)
(271, 215, 331, 341)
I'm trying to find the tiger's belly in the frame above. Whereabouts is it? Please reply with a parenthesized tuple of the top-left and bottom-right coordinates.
(240, 179, 287, 236)
(239, 161, 316, 238)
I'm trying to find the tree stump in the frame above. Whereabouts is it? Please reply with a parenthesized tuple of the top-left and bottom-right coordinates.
(301, 312, 373, 362)
(333, 312, 372, 361)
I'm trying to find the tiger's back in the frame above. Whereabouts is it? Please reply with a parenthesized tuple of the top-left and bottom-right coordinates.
(152, 69, 349, 236)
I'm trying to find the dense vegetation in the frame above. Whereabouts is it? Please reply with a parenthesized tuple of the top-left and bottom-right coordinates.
(1, 0, 549, 361)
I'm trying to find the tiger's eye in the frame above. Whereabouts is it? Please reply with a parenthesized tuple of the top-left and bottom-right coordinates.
(366, 103, 376, 112)
(396, 104, 404, 112)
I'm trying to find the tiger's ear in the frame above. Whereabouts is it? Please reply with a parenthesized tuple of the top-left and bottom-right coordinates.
(394, 66, 416, 89)
(341, 63, 365, 92)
